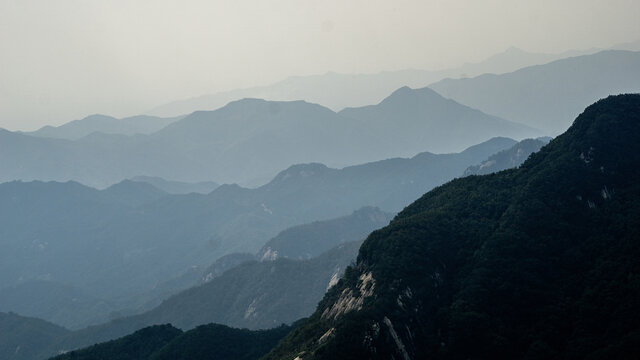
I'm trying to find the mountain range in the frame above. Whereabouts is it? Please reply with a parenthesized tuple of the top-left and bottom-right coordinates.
(430, 50, 640, 134)
(5, 50, 637, 188)
(0, 135, 551, 359)
(0, 85, 536, 187)
(4, 49, 633, 359)
(147, 46, 601, 117)
(25, 114, 182, 140)
(50, 240, 361, 355)
(31, 93, 640, 360)
(0, 136, 518, 311)
(0, 138, 550, 359)
(129, 176, 219, 195)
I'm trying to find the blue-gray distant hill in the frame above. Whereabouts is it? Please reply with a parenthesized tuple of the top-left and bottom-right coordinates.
(147, 46, 599, 117)
(0, 86, 537, 187)
(256, 207, 393, 262)
(338, 86, 537, 158)
(52, 240, 363, 355)
(0, 137, 516, 329)
(0, 312, 69, 360)
(25, 114, 182, 140)
(429, 50, 640, 134)
(0, 207, 388, 358)
(129, 176, 219, 195)
(463, 137, 550, 176)
(0, 138, 549, 358)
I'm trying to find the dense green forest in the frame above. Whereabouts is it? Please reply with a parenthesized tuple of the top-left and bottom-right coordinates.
(265, 94, 640, 359)
(50, 323, 293, 360)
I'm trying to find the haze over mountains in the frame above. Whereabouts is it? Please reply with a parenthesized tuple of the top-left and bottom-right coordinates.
(0, 86, 536, 187)
(53, 240, 363, 355)
(0, 135, 552, 359)
(19, 94, 640, 360)
(430, 50, 640, 134)
(0, 136, 518, 310)
(1, 32, 639, 360)
(25, 115, 183, 140)
(2, 50, 637, 189)
(0, 206, 389, 358)
(147, 46, 602, 117)
(129, 176, 219, 195)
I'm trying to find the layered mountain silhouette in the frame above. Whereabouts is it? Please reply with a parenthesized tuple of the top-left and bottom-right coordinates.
(430, 50, 640, 134)
(0, 136, 546, 358)
(147, 46, 600, 117)
(49, 240, 361, 356)
(0, 137, 517, 312)
(2, 239, 359, 359)
(0, 86, 537, 187)
(129, 176, 219, 195)
(25, 114, 182, 140)
(0, 207, 389, 358)
(339, 86, 536, 159)
(31, 95, 640, 360)
(264, 94, 640, 359)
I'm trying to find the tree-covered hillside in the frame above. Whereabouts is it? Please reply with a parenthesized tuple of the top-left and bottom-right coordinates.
(264, 95, 640, 359)
(49, 323, 292, 360)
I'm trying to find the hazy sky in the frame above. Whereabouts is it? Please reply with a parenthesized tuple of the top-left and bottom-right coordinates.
(1, 0, 639, 131)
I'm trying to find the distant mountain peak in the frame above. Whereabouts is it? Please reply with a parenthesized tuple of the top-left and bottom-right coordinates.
(503, 45, 527, 54)
(269, 163, 331, 183)
(386, 85, 440, 99)
(375, 86, 445, 109)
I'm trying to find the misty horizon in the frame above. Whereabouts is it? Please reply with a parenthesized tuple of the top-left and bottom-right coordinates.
(1, 0, 639, 131)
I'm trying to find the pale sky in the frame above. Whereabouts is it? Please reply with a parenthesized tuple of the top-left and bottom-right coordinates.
(1, 0, 639, 131)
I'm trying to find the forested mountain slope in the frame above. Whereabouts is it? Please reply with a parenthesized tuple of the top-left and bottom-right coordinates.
(265, 95, 640, 359)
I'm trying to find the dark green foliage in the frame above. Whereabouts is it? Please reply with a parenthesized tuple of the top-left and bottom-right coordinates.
(264, 95, 640, 359)
(150, 323, 292, 360)
(50, 325, 181, 360)
(48, 323, 293, 360)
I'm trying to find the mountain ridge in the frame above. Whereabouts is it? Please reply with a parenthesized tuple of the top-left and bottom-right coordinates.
(0, 85, 538, 187)
(264, 94, 640, 359)
(430, 50, 640, 134)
